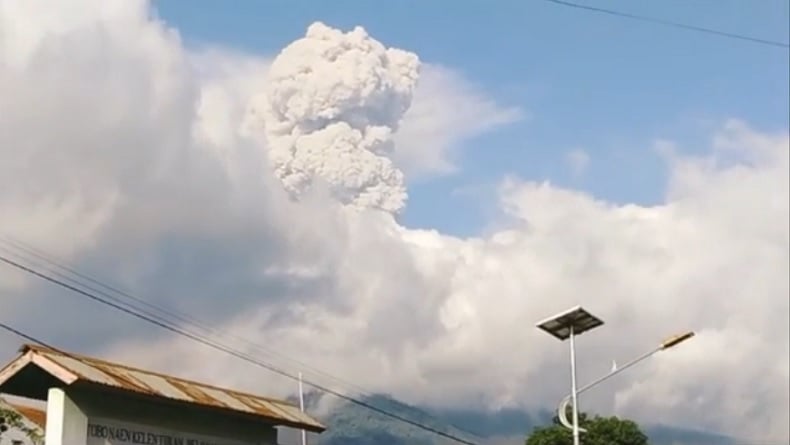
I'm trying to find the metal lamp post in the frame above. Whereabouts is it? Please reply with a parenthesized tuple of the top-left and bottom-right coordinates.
(555, 330, 695, 431)
(536, 306, 604, 445)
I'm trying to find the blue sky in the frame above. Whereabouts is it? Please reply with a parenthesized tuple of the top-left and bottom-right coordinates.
(154, 0, 789, 236)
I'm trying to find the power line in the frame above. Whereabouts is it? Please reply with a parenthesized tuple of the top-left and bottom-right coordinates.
(0, 259, 478, 444)
(0, 246, 212, 342)
(1, 320, 779, 445)
(0, 237, 345, 388)
(542, 0, 790, 48)
(0, 253, 480, 445)
(0, 236, 484, 441)
(0, 322, 59, 351)
(0, 236, 372, 398)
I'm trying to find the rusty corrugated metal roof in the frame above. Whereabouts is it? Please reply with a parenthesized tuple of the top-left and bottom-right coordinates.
(0, 397, 47, 430)
(0, 344, 324, 433)
(8, 403, 47, 428)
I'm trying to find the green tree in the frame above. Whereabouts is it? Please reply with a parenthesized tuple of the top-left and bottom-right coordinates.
(526, 411, 649, 445)
(0, 404, 44, 445)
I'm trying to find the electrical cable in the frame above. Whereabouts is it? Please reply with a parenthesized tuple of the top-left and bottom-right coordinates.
(0, 253, 480, 445)
(542, 0, 790, 48)
(0, 236, 485, 441)
(0, 236, 373, 397)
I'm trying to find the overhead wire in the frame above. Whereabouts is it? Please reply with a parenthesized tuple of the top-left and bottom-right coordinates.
(0, 236, 439, 415)
(0, 241, 481, 445)
(0, 257, 479, 444)
(0, 235, 375, 397)
(2, 3, 781, 442)
(0, 237, 454, 435)
(0, 322, 59, 352)
(542, 0, 790, 49)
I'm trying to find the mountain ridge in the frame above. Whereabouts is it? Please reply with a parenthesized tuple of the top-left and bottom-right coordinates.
(280, 393, 736, 445)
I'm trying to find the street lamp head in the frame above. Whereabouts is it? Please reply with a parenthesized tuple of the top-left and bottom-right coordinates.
(537, 306, 603, 445)
(660, 331, 695, 350)
(536, 306, 604, 341)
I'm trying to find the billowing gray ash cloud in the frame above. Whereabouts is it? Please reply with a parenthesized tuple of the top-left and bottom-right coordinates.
(248, 22, 420, 215)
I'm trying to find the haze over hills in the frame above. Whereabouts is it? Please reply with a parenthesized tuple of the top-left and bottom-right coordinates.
(1, 2, 786, 444)
(280, 393, 737, 445)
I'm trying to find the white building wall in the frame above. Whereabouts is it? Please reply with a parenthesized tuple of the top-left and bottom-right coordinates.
(57, 387, 278, 445)
(45, 388, 87, 445)
(4, 387, 281, 445)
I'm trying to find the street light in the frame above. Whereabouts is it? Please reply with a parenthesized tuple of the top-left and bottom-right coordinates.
(536, 306, 604, 445)
(555, 330, 696, 432)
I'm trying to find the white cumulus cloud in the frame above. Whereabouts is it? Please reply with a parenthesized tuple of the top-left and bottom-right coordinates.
(394, 64, 524, 179)
(0, 1, 787, 443)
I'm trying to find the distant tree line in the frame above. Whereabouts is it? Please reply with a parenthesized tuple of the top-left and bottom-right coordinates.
(526, 411, 648, 445)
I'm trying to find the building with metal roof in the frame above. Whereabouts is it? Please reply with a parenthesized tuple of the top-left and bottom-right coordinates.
(0, 344, 325, 445)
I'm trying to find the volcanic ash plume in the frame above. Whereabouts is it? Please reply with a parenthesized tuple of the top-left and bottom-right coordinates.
(254, 22, 420, 214)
